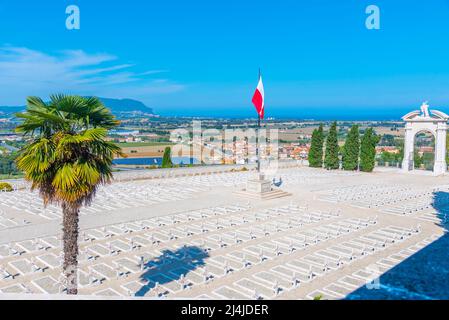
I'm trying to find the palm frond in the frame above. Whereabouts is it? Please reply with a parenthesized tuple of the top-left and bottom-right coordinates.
(16, 94, 122, 207)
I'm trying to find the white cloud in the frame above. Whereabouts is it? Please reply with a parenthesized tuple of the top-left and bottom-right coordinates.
(0, 46, 185, 105)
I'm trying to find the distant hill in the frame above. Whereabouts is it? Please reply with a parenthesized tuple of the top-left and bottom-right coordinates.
(97, 97, 154, 114)
(0, 106, 24, 115)
(0, 97, 155, 116)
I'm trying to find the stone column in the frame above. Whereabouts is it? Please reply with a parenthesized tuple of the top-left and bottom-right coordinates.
(402, 124, 414, 172)
(434, 123, 447, 175)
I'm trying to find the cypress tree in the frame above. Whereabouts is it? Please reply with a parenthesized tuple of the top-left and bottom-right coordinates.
(161, 146, 173, 168)
(342, 125, 360, 170)
(308, 124, 324, 167)
(324, 121, 339, 169)
(360, 128, 380, 172)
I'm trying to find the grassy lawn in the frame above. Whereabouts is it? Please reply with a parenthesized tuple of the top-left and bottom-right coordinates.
(115, 142, 174, 148)
(0, 173, 24, 180)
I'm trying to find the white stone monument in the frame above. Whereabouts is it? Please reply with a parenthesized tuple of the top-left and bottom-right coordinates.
(401, 102, 449, 175)
(234, 171, 291, 200)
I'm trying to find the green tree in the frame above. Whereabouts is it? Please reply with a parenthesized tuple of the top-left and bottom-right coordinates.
(414, 150, 423, 169)
(15, 95, 123, 294)
(342, 125, 360, 170)
(379, 134, 396, 146)
(0, 153, 20, 176)
(324, 122, 339, 169)
(422, 152, 435, 170)
(380, 151, 392, 163)
(396, 143, 404, 163)
(162, 146, 173, 168)
(359, 128, 380, 172)
(308, 124, 324, 167)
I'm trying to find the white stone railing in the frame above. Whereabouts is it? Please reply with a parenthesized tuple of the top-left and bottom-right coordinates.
(1, 159, 304, 188)
(112, 159, 303, 182)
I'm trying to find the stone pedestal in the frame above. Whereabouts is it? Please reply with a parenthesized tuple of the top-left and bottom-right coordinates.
(234, 173, 292, 200)
(246, 174, 272, 194)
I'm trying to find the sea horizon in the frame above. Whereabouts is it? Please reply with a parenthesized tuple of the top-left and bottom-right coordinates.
(156, 105, 449, 121)
(2, 103, 446, 122)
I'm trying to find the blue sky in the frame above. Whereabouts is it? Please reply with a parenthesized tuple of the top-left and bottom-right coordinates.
(1, 0, 449, 118)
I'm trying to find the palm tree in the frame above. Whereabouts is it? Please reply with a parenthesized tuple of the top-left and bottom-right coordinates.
(15, 95, 123, 294)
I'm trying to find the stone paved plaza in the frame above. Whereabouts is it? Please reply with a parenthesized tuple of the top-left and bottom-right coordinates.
(0, 164, 448, 299)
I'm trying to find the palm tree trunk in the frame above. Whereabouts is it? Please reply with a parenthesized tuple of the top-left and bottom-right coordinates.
(62, 203, 80, 295)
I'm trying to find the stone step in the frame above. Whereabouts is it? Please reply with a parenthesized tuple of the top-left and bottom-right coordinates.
(233, 189, 292, 200)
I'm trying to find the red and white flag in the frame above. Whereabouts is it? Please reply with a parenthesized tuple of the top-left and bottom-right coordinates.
(252, 73, 265, 119)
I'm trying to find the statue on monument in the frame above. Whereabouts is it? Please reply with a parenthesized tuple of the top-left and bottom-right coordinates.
(420, 101, 430, 118)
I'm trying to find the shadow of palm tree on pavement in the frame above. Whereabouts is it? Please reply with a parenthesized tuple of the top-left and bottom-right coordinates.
(135, 245, 209, 297)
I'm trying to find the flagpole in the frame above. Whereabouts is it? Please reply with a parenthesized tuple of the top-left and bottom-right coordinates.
(256, 68, 261, 176)
(257, 115, 261, 175)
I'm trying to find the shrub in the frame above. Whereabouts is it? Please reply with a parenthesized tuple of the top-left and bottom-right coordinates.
(0, 182, 13, 192)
